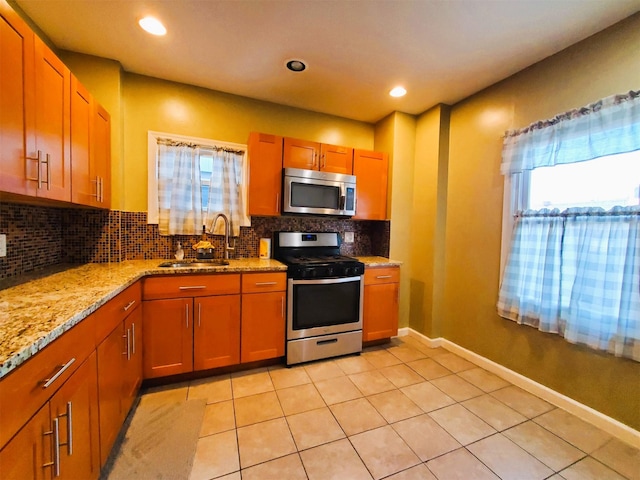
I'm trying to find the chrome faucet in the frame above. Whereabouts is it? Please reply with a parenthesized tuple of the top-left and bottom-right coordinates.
(212, 213, 235, 260)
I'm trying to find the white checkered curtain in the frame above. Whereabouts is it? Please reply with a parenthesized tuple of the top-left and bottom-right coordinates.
(157, 142, 204, 235)
(498, 207, 640, 360)
(204, 150, 249, 237)
(498, 91, 640, 361)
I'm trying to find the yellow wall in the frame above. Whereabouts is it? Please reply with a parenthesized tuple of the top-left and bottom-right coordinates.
(123, 74, 374, 211)
(374, 112, 416, 328)
(409, 105, 450, 337)
(439, 13, 640, 428)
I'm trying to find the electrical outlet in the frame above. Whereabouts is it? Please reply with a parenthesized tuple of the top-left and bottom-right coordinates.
(344, 231, 354, 243)
(0, 234, 6, 257)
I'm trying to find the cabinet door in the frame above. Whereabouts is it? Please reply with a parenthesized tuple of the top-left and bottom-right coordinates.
(0, 4, 35, 196)
(283, 137, 319, 170)
(194, 295, 240, 370)
(33, 37, 70, 201)
(248, 132, 283, 216)
(122, 306, 142, 420)
(241, 291, 286, 363)
(96, 322, 125, 466)
(353, 149, 388, 220)
(92, 103, 111, 208)
(0, 403, 50, 480)
(320, 144, 353, 174)
(50, 352, 100, 480)
(70, 75, 94, 206)
(142, 298, 193, 378)
(363, 282, 399, 341)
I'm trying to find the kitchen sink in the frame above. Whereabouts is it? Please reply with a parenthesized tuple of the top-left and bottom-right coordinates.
(158, 259, 229, 268)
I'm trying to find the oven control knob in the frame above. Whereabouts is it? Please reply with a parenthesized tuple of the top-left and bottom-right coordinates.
(327, 267, 334, 277)
(344, 267, 352, 276)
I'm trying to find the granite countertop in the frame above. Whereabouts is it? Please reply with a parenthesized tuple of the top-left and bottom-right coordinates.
(0, 258, 286, 379)
(0, 256, 399, 379)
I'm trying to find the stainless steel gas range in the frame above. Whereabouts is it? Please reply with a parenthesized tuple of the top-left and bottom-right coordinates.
(273, 232, 365, 365)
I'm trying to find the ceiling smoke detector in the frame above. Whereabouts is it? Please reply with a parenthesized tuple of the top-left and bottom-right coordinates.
(286, 60, 307, 72)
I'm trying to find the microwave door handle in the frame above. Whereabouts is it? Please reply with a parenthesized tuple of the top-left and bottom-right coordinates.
(339, 194, 346, 210)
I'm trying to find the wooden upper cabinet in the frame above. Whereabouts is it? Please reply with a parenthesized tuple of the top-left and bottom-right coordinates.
(33, 36, 71, 202)
(247, 132, 283, 216)
(71, 76, 111, 209)
(283, 137, 319, 170)
(353, 149, 389, 220)
(320, 143, 353, 175)
(0, 3, 35, 196)
(283, 137, 353, 174)
(71, 76, 93, 205)
(93, 104, 111, 208)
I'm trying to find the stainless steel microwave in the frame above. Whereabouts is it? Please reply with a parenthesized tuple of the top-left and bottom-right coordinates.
(283, 168, 356, 216)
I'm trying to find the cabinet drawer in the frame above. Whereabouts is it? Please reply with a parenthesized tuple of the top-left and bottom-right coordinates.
(143, 274, 241, 300)
(94, 281, 142, 345)
(364, 267, 400, 285)
(241, 272, 286, 293)
(0, 314, 96, 449)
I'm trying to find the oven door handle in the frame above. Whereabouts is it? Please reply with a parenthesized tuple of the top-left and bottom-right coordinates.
(290, 276, 361, 286)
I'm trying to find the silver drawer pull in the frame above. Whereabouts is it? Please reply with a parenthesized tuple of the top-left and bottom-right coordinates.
(376, 275, 392, 279)
(179, 285, 206, 290)
(123, 300, 136, 311)
(57, 401, 73, 455)
(255, 282, 277, 286)
(42, 358, 76, 388)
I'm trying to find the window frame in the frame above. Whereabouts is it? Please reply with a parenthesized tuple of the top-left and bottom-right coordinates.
(147, 131, 248, 225)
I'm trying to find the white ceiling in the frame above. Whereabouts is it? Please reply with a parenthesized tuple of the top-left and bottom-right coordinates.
(14, 0, 640, 123)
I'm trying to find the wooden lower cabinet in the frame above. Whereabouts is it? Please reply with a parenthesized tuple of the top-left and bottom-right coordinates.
(0, 404, 50, 480)
(96, 305, 143, 465)
(194, 295, 241, 370)
(142, 298, 193, 378)
(0, 353, 101, 480)
(240, 272, 287, 363)
(142, 293, 241, 378)
(241, 291, 286, 363)
(363, 267, 400, 341)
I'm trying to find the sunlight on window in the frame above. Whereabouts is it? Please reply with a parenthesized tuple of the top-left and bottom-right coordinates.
(529, 150, 640, 210)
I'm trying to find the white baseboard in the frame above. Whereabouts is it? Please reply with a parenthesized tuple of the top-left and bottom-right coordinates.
(399, 327, 640, 449)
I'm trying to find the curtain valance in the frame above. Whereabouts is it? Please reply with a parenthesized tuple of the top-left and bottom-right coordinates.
(501, 90, 640, 175)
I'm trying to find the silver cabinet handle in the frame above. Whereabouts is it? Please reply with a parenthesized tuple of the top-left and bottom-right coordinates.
(123, 300, 136, 311)
(185, 304, 189, 328)
(44, 153, 51, 190)
(376, 275, 392, 279)
(198, 303, 202, 327)
(99, 176, 103, 202)
(131, 323, 136, 355)
(255, 282, 277, 286)
(42, 358, 76, 388)
(43, 417, 60, 477)
(276, 193, 279, 213)
(26, 150, 42, 186)
(179, 285, 206, 290)
(281, 296, 285, 318)
(91, 176, 99, 198)
(57, 401, 73, 455)
(123, 329, 131, 360)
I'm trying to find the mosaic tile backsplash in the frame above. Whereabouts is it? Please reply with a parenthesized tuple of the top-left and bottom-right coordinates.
(1, 202, 390, 280)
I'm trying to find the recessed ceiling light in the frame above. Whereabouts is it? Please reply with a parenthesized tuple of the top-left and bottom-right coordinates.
(139, 16, 167, 36)
(389, 86, 407, 97)
(286, 60, 307, 72)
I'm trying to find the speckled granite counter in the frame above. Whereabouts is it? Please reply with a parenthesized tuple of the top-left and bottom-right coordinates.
(357, 256, 402, 268)
(0, 258, 286, 379)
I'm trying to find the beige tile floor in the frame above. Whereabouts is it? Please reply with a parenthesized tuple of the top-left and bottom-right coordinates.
(131, 337, 639, 480)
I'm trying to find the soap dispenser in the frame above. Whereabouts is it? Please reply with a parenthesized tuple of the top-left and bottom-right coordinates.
(175, 242, 184, 260)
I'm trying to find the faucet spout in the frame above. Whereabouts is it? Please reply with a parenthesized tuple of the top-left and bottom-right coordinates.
(212, 213, 235, 260)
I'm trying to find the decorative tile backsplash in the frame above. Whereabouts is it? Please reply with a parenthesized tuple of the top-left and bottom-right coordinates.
(0, 202, 390, 280)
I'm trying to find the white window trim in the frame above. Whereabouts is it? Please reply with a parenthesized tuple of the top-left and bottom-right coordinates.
(147, 130, 248, 225)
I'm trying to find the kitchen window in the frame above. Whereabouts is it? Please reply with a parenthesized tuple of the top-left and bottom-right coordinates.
(498, 91, 640, 361)
(147, 131, 249, 236)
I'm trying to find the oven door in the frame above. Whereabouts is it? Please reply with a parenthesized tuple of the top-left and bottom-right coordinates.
(287, 276, 363, 340)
